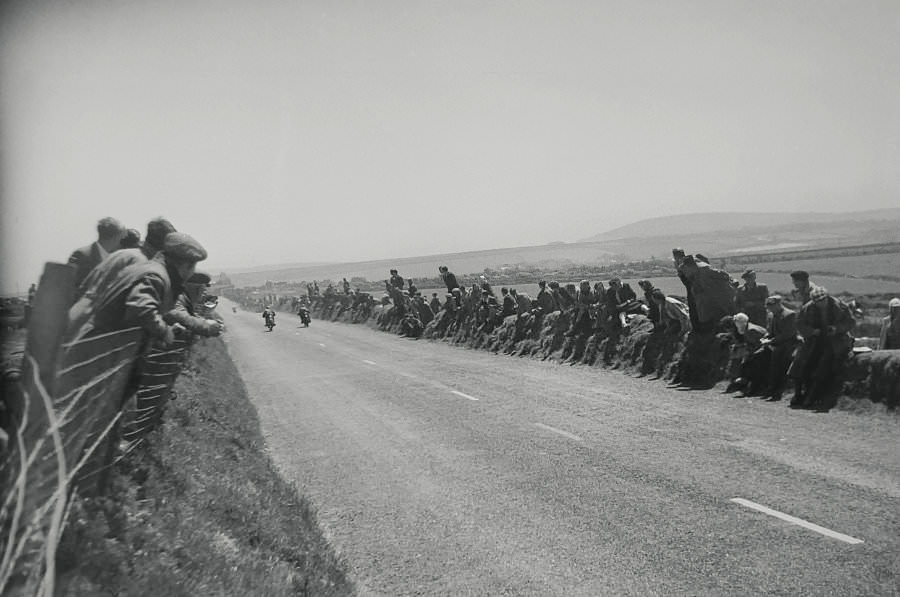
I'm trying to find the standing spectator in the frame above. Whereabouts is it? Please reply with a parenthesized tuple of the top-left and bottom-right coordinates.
(678, 256, 736, 333)
(759, 295, 799, 401)
(500, 287, 516, 317)
(789, 286, 855, 411)
(140, 217, 177, 259)
(120, 228, 142, 250)
(408, 279, 418, 296)
(879, 298, 900, 350)
(439, 266, 459, 293)
(429, 292, 442, 314)
(66, 232, 208, 346)
(389, 269, 404, 289)
(735, 269, 769, 327)
(342, 278, 351, 294)
(512, 289, 532, 316)
(790, 270, 819, 306)
(673, 248, 700, 330)
(68, 217, 127, 289)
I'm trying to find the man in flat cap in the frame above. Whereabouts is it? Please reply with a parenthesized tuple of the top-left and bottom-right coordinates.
(789, 270, 820, 306)
(66, 231, 208, 347)
(68, 217, 127, 289)
(879, 298, 900, 350)
(757, 295, 799, 401)
(735, 269, 768, 327)
(789, 286, 855, 411)
(165, 272, 224, 337)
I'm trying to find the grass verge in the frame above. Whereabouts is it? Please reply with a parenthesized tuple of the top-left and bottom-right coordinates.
(55, 336, 355, 596)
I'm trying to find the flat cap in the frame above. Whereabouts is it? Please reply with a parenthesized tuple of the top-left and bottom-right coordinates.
(790, 270, 809, 281)
(163, 232, 207, 262)
(741, 269, 756, 279)
(765, 294, 783, 305)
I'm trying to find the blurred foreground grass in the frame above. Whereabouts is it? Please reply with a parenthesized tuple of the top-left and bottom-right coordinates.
(56, 336, 355, 596)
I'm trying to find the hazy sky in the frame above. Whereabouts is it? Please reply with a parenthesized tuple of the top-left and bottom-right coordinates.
(1, 0, 898, 293)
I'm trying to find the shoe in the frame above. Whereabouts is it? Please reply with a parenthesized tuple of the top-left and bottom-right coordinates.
(764, 395, 782, 402)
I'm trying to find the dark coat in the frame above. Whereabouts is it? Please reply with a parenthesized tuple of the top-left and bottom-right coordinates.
(766, 307, 799, 347)
(685, 264, 736, 325)
(736, 283, 769, 327)
(442, 271, 459, 292)
(68, 242, 106, 291)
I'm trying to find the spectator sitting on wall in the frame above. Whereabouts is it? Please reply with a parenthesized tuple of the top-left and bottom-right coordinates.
(536, 280, 557, 314)
(719, 313, 767, 395)
(500, 287, 516, 318)
(758, 295, 799, 402)
(604, 277, 640, 328)
(638, 280, 660, 328)
(430, 292, 442, 314)
(650, 289, 691, 336)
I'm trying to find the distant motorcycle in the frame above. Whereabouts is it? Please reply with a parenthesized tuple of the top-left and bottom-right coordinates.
(262, 309, 276, 332)
(298, 306, 311, 327)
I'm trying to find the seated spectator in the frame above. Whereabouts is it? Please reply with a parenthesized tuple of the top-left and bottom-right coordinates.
(430, 292, 442, 314)
(68, 217, 127, 290)
(718, 313, 767, 394)
(679, 256, 736, 333)
(604, 277, 640, 328)
(536, 280, 557, 314)
(638, 280, 660, 327)
(757, 295, 799, 401)
(500, 287, 516, 317)
(650, 289, 691, 336)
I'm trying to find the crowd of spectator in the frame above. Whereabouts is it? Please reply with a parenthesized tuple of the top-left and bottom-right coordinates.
(273, 249, 897, 414)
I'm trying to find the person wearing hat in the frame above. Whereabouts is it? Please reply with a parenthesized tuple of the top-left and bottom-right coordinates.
(604, 277, 640, 329)
(735, 269, 769, 327)
(789, 270, 821, 306)
(66, 231, 208, 348)
(790, 286, 856, 411)
(500, 287, 516, 318)
(389, 269, 404, 290)
(757, 295, 799, 401)
(878, 298, 900, 350)
(120, 228, 142, 250)
(438, 266, 459, 294)
(535, 280, 557, 314)
(165, 272, 223, 337)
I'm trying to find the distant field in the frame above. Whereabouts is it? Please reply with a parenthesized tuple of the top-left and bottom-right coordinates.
(748, 252, 900, 280)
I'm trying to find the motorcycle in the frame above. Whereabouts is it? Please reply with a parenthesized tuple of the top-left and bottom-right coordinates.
(263, 310, 276, 331)
(298, 306, 311, 327)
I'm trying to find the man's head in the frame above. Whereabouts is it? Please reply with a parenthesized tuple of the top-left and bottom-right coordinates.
(741, 269, 757, 284)
(609, 277, 621, 288)
(145, 218, 177, 255)
(439, 265, 448, 273)
(548, 281, 559, 290)
(501, 287, 509, 295)
(809, 286, 828, 304)
(163, 232, 207, 283)
(638, 279, 653, 292)
(733, 312, 749, 334)
(890, 298, 900, 318)
(510, 289, 518, 297)
(651, 288, 666, 304)
(390, 269, 398, 275)
(120, 228, 141, 249)
(790, 270, 810, 290)
(432, 292, 438, 298)
(538, 280, 546, 289)
(766, 294, 784, 314)
(97, 217, 126, 251)
(580, 280, 590, 290)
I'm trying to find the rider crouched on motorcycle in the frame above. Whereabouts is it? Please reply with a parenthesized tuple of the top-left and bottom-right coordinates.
(262, 305, 276, 329)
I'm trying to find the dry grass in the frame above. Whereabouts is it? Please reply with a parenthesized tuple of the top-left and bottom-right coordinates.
(54, 337, 355, 596)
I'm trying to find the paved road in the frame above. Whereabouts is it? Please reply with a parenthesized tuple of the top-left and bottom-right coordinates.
(221, 300, 900, 596)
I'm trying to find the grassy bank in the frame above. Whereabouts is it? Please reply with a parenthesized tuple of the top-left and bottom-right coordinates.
(56, 336, 355, 596)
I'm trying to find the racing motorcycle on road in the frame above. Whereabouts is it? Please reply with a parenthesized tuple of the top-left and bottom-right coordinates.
(262, 307, 276, 332)
(298, 305, 311, 327)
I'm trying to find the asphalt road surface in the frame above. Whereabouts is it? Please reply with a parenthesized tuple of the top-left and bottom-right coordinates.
(220, 300, 900, 596)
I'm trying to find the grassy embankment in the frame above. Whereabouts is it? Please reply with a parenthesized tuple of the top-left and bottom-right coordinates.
(53, 336, 355, 596)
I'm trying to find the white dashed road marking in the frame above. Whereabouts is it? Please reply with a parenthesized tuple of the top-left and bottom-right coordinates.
(362, 360, 377, 365)
(319, 343, 326, 347)
(450, 390, 479, 401)
(534, 423, 582, 442)
(731, 498, 864, 544)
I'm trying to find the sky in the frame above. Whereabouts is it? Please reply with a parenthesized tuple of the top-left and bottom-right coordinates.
(1, 0, 898, 294)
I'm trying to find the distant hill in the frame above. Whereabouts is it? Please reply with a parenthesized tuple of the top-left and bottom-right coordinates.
(227, 208, 900, 288)
(581, 208, 900, 243)
(227, 242, 619, 288)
